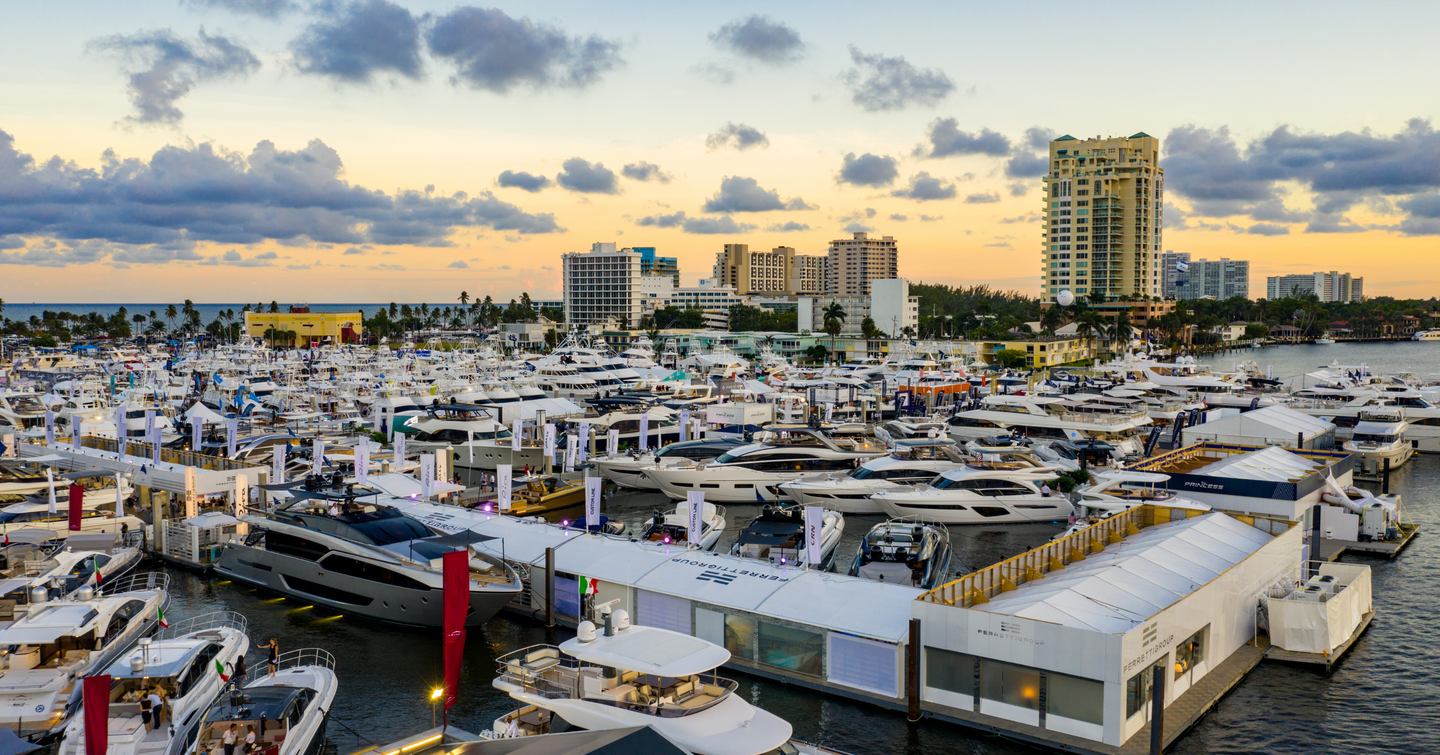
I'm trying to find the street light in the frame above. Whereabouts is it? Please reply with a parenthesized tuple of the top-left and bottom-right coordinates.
(430, 686, 444, 726)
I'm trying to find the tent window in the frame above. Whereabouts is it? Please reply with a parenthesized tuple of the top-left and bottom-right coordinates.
(1126, 667, 1156, 718)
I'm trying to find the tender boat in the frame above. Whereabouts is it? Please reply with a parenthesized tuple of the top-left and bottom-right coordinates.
(492, 614, 793, 755)
(848, 518, 953, 589)
(505, 475, 586, 519)
(639, 501, 727, 551)
(186, 649, 338, 755)
(729, 504, 844, 570)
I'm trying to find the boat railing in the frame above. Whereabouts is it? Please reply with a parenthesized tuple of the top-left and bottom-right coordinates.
(156, 609, 248, 641)
(495, 644, 581, 699)
(101, 570, 170, 596)
(242, 647, 337, 685)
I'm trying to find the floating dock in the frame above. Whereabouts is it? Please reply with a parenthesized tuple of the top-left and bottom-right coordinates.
(1265, 611, 1375, 672)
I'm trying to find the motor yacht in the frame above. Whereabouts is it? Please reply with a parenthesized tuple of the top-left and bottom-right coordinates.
(591, 439, 744, 490)
(400, 402, 511, 451)
(639, 501, 727, 551)
(216, 478, 522, 627)
(187, 648, 338, 755)
(643, 426, 887, 503)
(505, 475, 586, 520)
(0, 572, 171, 741)
(56, 611, 250, 755)
(946, 394, 1151, 458)
(0, 535, 142, 611)
(1071, 471, 1211, 518)
(847, 518, 952, 589)
(1342, 411, 1415, 473)
(0, 489, 144, 541)
(778, 438, 966, 514)
(871, 467, 1071, 524)
(729, 504, 844, 570)
(492, 614, 792, 755)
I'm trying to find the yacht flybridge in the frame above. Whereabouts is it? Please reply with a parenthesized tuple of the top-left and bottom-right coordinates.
(493, 613, 793, 755)
(778, 437, 967, 513)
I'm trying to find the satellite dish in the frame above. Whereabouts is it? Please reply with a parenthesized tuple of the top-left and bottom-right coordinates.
(1056, 290, 1075, 307)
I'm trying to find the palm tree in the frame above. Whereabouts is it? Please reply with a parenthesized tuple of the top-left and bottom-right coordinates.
(458, 291, 470, 307)
(822, 302, 846, 362)
(1108, 311, 1133, 356)
(165, 304, 178, 334)
(1074, 315, 1098, 360)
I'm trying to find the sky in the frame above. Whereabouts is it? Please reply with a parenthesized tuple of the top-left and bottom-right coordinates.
(2, 1, 1439, 303)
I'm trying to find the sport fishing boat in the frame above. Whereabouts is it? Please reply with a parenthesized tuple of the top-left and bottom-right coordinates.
(492, 614, 793, 755)
(186, 649, 338, 755)
(639, 501, 727, 551)
(56, 611, 250, 755)
(778, 438, 966, 514)
(643, 426, 887, 503)
(0, 572, 171, 742)
(729, 504, 844, 570)
(870, 467, 1071, 525)
(216, 478, 522, 627)
(591, 438, 744, 490)
(847, 518, 953, 589)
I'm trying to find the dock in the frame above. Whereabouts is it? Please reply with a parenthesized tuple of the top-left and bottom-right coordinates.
(1265, 611, 1375, 672)
(1117, 643, 1268, 755)
(1320, 522, 1420, 561)
(351, 726, 476, 755)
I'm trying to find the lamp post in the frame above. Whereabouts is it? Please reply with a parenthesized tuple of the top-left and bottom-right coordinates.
(430, 686, 443, 727)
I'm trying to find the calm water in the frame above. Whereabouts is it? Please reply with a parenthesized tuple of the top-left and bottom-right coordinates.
(158, 341, 1437, 752)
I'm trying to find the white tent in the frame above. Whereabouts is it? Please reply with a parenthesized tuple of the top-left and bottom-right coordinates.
(183, 402, 228, 425)
(1182, 405, 1335, 449)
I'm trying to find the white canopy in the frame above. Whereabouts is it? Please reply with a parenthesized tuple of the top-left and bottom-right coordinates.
(183, 402, 227, 425)
(1183, 405, 1333, 447)
(1193, 445, 1321, 482)
(560, 623, 731, 677)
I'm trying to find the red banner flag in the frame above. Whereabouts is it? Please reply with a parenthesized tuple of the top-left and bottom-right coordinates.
(83, 674, 110, 755)
(68, 483, 84, 532)
(441, 549, 469, 714)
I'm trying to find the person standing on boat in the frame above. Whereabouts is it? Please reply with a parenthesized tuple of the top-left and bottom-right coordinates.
(260, 637, 279, 675)
(223, 723, 238, 755)
(147, 688, 166, 730)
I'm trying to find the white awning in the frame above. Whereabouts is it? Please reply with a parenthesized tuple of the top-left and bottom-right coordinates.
(560, 624, 731, 677)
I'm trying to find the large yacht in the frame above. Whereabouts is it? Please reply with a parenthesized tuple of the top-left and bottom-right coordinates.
(492, 614, 793, 755)
(216, 477, 522, 627)
(1342, 411, 1415, 472)
(591, 438, 744, 490)
(57, 611, 250, 755)
(870, 467, 1071, 524)
(945, 394, 1152, 458)
(187, 649, 338, 755)
(642, 426, 887, 502)
(778, 438, 966, 514)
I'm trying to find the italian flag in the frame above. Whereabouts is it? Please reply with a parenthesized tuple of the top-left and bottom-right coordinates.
(215, 659, 230, 682)
(158, 607, 170, 629)
(578, 576, 599, 602)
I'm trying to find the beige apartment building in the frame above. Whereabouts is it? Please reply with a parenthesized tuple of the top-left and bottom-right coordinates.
(827, 232, 898, 296)
(1042, 134, 1164, 301)
(712, 243, 827, 295)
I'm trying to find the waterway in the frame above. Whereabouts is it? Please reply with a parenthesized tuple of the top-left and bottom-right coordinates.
(157, 341, 1437, 752)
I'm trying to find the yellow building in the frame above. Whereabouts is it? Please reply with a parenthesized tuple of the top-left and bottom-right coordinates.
(976, 336, 1093, 368)
(1042, 133, 1164, 302)
(244, 310, 363, 346)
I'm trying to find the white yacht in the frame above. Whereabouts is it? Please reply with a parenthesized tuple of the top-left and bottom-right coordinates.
(0, 572, 171, 741)
(591, 439, 744, 490)
(1412, 329, 1440, 341)
(778, 438, 966, 514)
(871, 467, 1071, 524)
(1290, 390, 1440, 452)
(57, 611, 250, 755)
(0, 536, 143, 609)
(643, 427, 887, 502)
(1072, 471, 1212, 517)
(187, 649, 338, 755)
(945, 394, 1152, 458)
(400, 402, 511, 450)
(729, 504, 844, 570)
(847, 518, 953, 590)
(493, 614, 793, 755)
(638, 501, 727, 551)
(1343, 412, 1415, 472)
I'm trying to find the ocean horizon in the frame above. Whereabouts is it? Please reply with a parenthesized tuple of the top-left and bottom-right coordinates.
(0, 302, 520, 324)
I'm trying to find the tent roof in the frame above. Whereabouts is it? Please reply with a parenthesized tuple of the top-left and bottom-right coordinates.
(1192, 445, 1321, 482)
(1187, 405, 1332, 441)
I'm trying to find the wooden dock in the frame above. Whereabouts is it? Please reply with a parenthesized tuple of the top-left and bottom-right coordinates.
(1265, 611, 1374, 672)
(1117, 642, 1268, 755)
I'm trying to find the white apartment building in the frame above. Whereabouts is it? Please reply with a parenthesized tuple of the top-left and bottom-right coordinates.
(1266, 271, 1364, 302)
(562, 242, 643, 326)
(797, 278, 919, 335)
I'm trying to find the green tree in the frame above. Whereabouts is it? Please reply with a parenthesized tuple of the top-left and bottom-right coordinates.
(822, 302, 847, 361)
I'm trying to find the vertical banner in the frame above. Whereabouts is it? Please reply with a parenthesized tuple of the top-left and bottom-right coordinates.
(312, 438, 325, 475)
(607, 428, 620, 455)
(441, 550, 468, 715)
(584, 475, 601, 527)
(578, 422, 591, 464)
(190, 416, 202, 453)
(83, 674, 111, 755)
(44, 409, 55, 446)
(803, 505, 824, 567)
(511, 419, 524, 452)
(420, 453, 435, 500)
(435, 450, 450, 497)
(272, 442, 287, 485)
(150, 426, 162, 465)
(686, 491, 705, 548)
(71, 416, 82, 448)
(116, 405, 129, 458)
(114, 474, 125, 518)
(638, 415, 650, 451)
(143, 409, 155, 445)
(354, 439, 369, 484)
(394, 431, 407, 464)
(226, 418, 238, 457)
(564, 435, 577, 473)
(679, 410, 690, 442)
(46, 469, 58, 514)
(184, 466, 198, 519)
(372, 406, 383, 433)
(495, 463, 512, 511)
(232, 473, 248, 522)
(543, 423, 557, 463)
(465, 430, 474, 464)
(68, 484, 84, 532)
(825, 403, 835, 422)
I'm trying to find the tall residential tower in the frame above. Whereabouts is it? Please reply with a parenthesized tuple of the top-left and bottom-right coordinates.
(1042, 134, 1164, 302)
(827, 232, 898, 296)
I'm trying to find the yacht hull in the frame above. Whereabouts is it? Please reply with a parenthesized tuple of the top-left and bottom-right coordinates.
(874, 494, 1072, 525)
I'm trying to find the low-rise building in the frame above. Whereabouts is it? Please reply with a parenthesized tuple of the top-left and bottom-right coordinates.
(974, 336, 1092, 367)
(244, 309, 362, 346)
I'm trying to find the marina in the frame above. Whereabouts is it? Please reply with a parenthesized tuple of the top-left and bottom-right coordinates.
(0, 338, 1433, 753)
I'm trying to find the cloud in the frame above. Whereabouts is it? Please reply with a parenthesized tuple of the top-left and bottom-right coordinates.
(636, 211, 686, 228)
(702, 176, 812, 213)
(448, 259, 470, 268)
(964, 192, 1000, 204)
(891, 172, 956, 201)
(1005, 151, 1049, 178)
(691, 62, 736, 85)
(843, 221, 873, 233)
(90, 28, 259, 124)
(918, 119, 1010, 158)
(842, 46, 953, 112)
(622, 162, 670, 182)
(200, 248, 277, 267)
(1305, 214, 1367, 234)
(766, 221, 811, 232)
(708, 15, 804, 63)
(497, 170, 549, 192)
(1023, 126, 1055, 150)
(291, 0, 423, 83)
(889, 214, 907, 222)
(372, 263, 405, 271)
(1000, 213, 1040, 224)
(837, 152, 899, 187)
(0, 129, 560, 267)
(1246, 223, 1290, 236)
(1008, 182, 1030, 197)
(426, 6, 622, 92)
(182, 0, 294, 17)
(683, 215, 754, 234)
(556, 157, 619, 194)
(343, 246, 366, 255)
(919, 214, 943, 222)
(706, 122, 769, 151)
